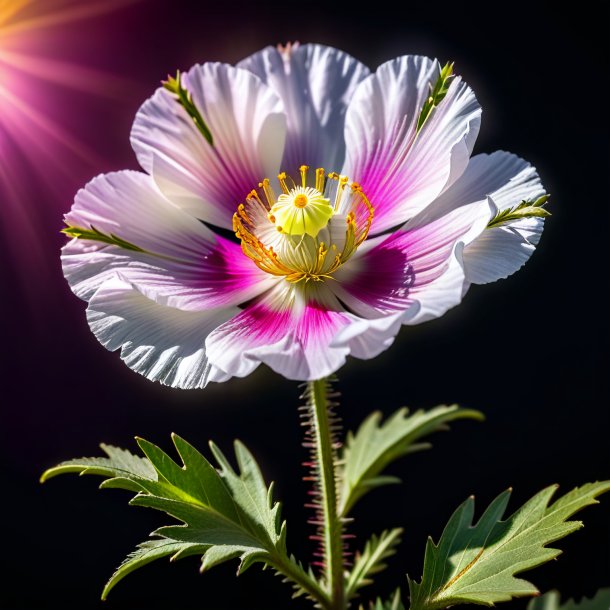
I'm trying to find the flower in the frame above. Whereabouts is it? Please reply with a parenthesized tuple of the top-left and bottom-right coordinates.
(62, 44, 548, 388)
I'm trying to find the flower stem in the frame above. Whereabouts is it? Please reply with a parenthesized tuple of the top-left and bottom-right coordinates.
(308, 378, 345, 610)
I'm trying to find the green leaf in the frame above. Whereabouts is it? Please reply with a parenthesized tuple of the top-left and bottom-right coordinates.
(346, 529, 403, 600)
(361, 589, 406, 610)
(408, 482, 610, 610)
(528, 589, 610, 610)
(42, 435, 325, 603)
(487, 195, 551, 229)
(416, 61, 455, 133)
(163, 70, 214, 145)
(102, 539, 207, 599)
(338, 405, 483, 516)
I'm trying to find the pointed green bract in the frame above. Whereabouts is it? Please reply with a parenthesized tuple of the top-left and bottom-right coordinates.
(416, 61, 455, 133)
(62, 224, 147, 253)
(408, 482, 610, 610)
(487, 195, 551, 229)
(41, 435, 326, 605)
(163, 70, 214, 145)
(338, 405, 483, 516)
(346, 529, 403, 601)
(528, 589, 610, 610)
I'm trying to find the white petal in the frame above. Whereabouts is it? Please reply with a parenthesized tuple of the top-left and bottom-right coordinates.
(463, 218, 544, 284)
(238, 43, 370, 172)
(131, 63, 286, 229)
(330, 311, 408, 360)
(63, 171, 273, 309)
(87, 277, 237, 389)
(342, 55, 481, 234)
(428, 151, 547, 284)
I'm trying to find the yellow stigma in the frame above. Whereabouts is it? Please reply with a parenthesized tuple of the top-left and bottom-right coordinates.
(270, 185, 334, 237)
(293, 194, 308, 208)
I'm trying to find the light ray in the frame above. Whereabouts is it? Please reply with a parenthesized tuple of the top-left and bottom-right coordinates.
(0, 49, 139, 99)
(0, 0, 143, 317)
(0, 0, 141, 38)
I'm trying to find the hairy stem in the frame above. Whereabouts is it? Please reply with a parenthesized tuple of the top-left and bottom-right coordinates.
(308, 378, 345, 609)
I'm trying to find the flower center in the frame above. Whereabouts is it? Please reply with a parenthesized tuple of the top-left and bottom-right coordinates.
(233, 165, 374, 283)
(270, 184, 334, 238)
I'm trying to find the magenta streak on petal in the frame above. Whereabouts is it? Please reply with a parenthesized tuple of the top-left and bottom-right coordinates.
(295, 299, 351, 348)
(127, 233, 274, 311)
(193, 235, 274, 308)
(214, 296, 349, 351)
(333, 211, 469, 317)
(205, 286, 352, 380)
(337, 245, 415, 314)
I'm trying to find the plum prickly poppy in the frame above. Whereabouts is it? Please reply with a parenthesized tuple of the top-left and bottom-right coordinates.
(61, 43, 549, 389)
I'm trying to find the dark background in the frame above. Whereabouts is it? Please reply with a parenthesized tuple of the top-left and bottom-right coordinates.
(1, 0, 608, 608)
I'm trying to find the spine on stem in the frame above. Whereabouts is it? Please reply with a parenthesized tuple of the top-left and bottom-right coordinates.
(301, 378, 348, 610)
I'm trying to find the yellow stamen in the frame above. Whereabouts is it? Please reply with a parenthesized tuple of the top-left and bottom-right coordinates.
(234, 166, 376, 283)
(278, 172, 290, 194)
(315, 168, 325, 192)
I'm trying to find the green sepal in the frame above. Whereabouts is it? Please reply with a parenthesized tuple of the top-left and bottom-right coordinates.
(416, 61, 455, 133)
(338, 405, 483, 517)
(408, 482, 610, 610)
(61, 224, 147, 253)
(163, 70, 214, 145)
(487, 195, 551, 229)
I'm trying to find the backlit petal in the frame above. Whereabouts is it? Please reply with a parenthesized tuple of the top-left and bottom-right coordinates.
(238, 43, 370, 171)
(342, 55, 481, 234)
(87, 277, 236, 389)
(131, 63, 286, 229)
(63, 171, 273, 310)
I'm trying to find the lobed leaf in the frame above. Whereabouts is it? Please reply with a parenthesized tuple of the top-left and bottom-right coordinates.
(339, 405, 483, 516)
(42, 435, 321, 602)
(347, 529, 403, 600)
(408, 482, 610, 610)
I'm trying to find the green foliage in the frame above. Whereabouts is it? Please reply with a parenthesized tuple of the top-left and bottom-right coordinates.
(41, 435, 325, 603)
(487, 195, 551, 229)
(528, 589, 610, 610)
(346, 529, 403, 601)
(408, 482, 610, 610)
(338, 405, 483, 517)
(416, 61, 455, 133)
(361, 589, 405, 610)
(163, 70, 214, 145)
(62, 224, 147, 253)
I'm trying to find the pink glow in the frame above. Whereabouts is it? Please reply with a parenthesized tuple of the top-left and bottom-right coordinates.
(0, 0, 143, 313)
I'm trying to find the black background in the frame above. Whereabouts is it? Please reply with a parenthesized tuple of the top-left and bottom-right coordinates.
(1, 1, 608, 608)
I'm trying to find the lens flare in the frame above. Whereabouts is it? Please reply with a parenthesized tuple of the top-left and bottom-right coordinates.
(0, 0, 141, 313)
